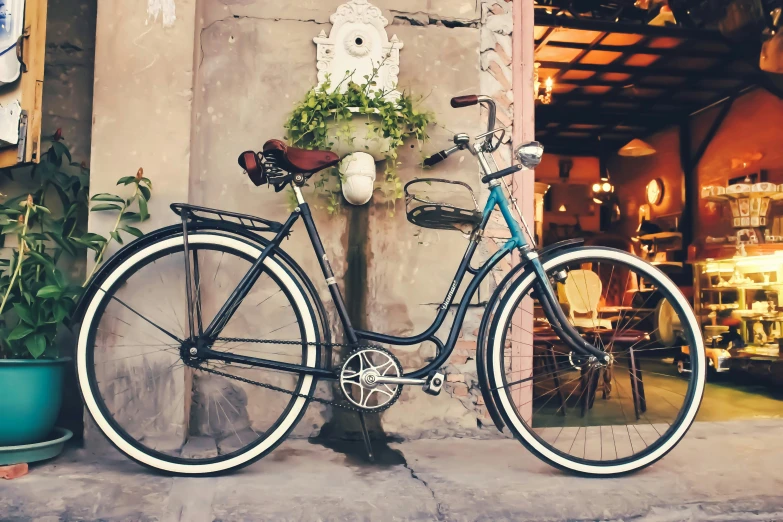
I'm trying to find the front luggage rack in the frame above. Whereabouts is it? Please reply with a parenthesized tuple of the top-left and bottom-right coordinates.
(171, 203, 284, 233)
(405, 178, 483, 232)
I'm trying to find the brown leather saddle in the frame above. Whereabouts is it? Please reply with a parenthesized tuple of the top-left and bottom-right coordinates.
(238, 139, 340, 190)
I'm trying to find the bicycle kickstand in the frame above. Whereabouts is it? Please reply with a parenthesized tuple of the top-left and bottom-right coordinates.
(357, 413, 375, 463)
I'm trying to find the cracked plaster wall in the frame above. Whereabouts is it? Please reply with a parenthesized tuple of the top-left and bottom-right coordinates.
(189, 0, 518, 441)
(84, 0, 518, 449)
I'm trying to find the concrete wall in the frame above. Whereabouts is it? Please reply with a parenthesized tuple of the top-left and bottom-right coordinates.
(43, 0, 97, 163)
(85, 0, 523, 447)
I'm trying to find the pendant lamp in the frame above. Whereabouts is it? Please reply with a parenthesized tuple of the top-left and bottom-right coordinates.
(619, 138, 656, 157)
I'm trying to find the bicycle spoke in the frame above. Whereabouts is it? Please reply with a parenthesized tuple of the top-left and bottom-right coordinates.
(105, 292, 183, 343)
(497, 249, 704, 471)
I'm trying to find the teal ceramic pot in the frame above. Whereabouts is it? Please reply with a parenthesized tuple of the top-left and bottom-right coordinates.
(0, 358, 71, 446)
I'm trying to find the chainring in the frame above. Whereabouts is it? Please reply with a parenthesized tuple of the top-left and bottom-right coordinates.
(339, 346, 404, 413)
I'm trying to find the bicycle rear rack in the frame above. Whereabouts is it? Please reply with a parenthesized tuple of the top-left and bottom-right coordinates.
(170, 203, 284, 233)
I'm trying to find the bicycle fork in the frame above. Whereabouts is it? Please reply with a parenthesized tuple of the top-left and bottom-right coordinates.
(523, 250, 612, 364)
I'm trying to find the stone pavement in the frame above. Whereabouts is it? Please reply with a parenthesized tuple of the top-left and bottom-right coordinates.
(3, 419, 783, 522)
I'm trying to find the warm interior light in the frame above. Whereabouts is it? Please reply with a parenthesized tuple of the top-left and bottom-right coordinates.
(602, 182, 612, 192)
(593, 197, 604, 205)
(533, 63, 554, 105)
(558, 204, 567, 212)
(619, 138, 656, 157)
(592, 183, 601, 192)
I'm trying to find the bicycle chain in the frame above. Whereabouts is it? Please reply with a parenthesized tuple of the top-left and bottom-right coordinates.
(196, 337, 387, 413)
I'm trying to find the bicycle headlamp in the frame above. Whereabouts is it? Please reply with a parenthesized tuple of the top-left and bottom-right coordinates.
(515, 141, 544, 170)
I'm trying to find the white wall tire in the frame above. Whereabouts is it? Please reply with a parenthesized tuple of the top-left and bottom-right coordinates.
(487, 247, 706, 476)
(77, 234, 318, 475)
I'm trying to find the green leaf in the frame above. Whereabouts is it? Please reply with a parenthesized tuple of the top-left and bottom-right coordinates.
(139, 185, 151, 201)
(138, 197, 149, 221)
(35, 205, 51, 214)
(51, 142, 72, 165)
(14, 303, 34, 325)
(36, 285, 63, 298)
(53, 301, 69, 323)
(91, 193, 125, 203)
(110, 230, 123, 245)
(27, 250, 55, 270)
(48, 232, 78, 257)
(25, 334, 46, 359)
(91, 203, 123, 212)
(141, 177, 152, 189)
(120, 225, 143, 238)
(117, 176, 136, 185)
(53, 270, 66, 288)
(2, 222, 24, 235)
(80, 233, 107, 243)
(7, 323, 34, 341)
(120, 212, 140, 222)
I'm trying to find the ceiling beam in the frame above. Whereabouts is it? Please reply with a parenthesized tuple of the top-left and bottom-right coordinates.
(538, 137, 628, 157)
(534, 13, 726, 40)
(537, 105, 682, 126)
(549, 92, 696, 110)
(539, 40, 727, 58)
(551, 31, 608, 82)
(537, 60, 754, 79)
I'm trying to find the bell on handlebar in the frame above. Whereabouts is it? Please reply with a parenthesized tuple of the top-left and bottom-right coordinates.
(515, 141, 544, 170)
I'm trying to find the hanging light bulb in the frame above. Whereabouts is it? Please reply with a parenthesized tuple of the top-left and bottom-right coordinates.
(533, 63, 554, 105)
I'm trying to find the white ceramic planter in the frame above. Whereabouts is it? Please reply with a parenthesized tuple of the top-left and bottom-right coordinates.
(339, 152, 377, 205)
(325, 109, 391, 206)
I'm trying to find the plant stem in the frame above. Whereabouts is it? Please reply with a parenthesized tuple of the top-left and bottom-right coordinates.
(83, 203, 124, 287)
(0, 204, 32, 317)
(83, 188, 137, 287)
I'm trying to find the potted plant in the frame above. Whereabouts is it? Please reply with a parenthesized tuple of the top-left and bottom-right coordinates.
(285, 66, 432, 212)
(0, 132, 152, 465)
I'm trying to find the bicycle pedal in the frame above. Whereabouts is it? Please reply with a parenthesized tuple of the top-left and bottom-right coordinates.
(423, 371, 445, 396)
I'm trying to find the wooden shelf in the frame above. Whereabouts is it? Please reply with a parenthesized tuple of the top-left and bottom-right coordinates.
(704, 192, 783, 202)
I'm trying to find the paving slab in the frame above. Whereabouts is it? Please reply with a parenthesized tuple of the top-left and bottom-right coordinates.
(3, 420, 783, 521)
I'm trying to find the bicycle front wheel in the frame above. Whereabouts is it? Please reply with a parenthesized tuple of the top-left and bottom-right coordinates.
(487, 247, 705, 476)
(77, 233, 319, 475)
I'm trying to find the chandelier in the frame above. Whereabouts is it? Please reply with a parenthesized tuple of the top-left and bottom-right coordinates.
(533, 63, 553, 104)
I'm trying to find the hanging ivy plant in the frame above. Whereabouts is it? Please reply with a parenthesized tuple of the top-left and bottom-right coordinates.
(285, 66, 433, 214)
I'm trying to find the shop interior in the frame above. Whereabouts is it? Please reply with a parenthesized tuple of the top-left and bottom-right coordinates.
(530, 9, 783, 422)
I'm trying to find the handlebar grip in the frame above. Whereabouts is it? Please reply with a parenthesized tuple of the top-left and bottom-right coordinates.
(481, 164, 524, 184)
(451, 95, 479, 108)
(423, 150, 449, 167)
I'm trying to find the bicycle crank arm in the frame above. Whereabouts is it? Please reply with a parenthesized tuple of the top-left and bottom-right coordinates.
(373, 376, 427, 386)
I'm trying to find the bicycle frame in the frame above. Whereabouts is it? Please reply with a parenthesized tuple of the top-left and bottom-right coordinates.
(186, 170, 606, 382)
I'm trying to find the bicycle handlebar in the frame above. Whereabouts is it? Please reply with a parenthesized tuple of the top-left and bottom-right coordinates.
(424, 96, 498, 168)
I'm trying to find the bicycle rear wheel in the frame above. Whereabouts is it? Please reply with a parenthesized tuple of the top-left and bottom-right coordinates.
(487, 247, 705, 476)
(76, 233, 319, 475)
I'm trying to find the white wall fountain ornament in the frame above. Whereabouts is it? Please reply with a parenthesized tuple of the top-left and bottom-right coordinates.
(313, 0, 404, 206)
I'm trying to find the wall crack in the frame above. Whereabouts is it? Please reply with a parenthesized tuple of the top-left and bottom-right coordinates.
(399, 455, 449, 521)
(390, 11, 479, 29)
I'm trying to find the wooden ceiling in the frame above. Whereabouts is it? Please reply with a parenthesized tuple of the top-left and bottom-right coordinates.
(534, 13, 771, 156)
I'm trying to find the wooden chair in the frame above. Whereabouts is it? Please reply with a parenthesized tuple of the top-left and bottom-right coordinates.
(563, 270, 613, 330)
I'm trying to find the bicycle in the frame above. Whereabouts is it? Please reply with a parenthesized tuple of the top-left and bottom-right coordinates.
(75, 94, 706, 477)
